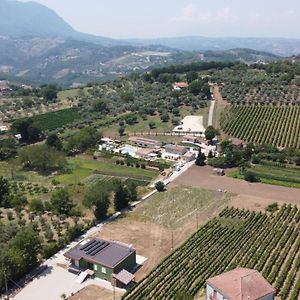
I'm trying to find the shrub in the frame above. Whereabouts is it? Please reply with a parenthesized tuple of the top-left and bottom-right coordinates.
(155, 181, 166, 192)
(244, 171, 260, 182)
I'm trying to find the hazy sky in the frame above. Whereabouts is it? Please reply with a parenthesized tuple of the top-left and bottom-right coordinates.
(20, 0, 300, 39)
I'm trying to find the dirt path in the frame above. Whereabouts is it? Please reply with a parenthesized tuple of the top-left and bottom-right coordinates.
(212, 85, 229, 129)
(172, 165, 300, 205)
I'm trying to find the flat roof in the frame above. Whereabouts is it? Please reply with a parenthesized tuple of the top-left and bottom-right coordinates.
(64, 238, 136, 269)
(128, 136, 161, 145)
(207, 268, 275, 300)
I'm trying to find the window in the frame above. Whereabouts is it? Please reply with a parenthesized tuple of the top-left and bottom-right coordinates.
(101, 267, 107, 274)
(93, 264, 98, 271)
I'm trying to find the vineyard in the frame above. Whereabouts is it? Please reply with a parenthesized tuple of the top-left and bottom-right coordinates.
(122, 205, 300, 300)
(220, 104, 300, 149)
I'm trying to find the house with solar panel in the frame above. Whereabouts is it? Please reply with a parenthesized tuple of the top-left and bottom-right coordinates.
(64, 238, 137, 287)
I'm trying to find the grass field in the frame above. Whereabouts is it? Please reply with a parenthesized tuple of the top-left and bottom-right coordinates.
(54, 157, 159, 185)
(228, 164, 300, 189)
(130, 185, 233, 229)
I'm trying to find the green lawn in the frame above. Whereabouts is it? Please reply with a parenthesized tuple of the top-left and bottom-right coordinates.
(228, 165, 300, 189)
(54, 157, 158, 185)
(130, 185, 233, 229)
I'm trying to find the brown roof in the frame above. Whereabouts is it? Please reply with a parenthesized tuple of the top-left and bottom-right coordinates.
(113, 269, 135, 285)
(64, 238, 136, 269)
(175, 82, 189, 88)
(206, 268, 275, 300)
(136, 148, 155, 156)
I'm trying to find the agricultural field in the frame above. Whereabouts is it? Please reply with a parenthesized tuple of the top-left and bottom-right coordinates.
(211, 67, 300, 105)
(220, 105, 300, 149)
(123, 205, 300, 300)
(54, 157, 159, 185)
(248, 164, 300, 189)
(26, 108, 80, 131)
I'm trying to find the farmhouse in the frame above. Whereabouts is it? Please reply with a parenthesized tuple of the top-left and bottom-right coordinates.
(182, 151, 196, 162)
(136, 148, 158, 160)
(64, 238, 136, 286)
(162, 144, 188, 160)
(206, 268, 275, 300)
(173, 82, 189, 90)
(128, 136, 161, 149)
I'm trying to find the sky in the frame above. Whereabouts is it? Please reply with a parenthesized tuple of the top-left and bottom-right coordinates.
(19, 0, 300, 39)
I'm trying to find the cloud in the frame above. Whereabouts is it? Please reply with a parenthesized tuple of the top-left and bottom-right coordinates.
(170, 4, 239, 23)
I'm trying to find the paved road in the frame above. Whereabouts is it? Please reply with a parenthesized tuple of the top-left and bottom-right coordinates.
(208, 100, 216, 126)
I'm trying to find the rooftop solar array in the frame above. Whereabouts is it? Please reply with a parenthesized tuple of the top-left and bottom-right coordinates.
(65, 238, 135, 268)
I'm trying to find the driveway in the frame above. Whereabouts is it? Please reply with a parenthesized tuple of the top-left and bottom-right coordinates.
(208, 100, 215, 126)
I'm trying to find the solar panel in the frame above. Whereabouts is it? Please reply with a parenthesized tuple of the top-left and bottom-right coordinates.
(90, 242, 110, 256)
(80, 240, 96, 251)
(82, 240, 99, 252)
(85, 241, 104, 255)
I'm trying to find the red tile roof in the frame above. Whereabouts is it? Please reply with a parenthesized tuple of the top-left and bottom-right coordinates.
(206, 268, 275, 300)
(175, 82, 189, 88)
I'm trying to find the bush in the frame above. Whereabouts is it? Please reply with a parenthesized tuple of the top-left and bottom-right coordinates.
(244, 171, 260, 182)
(266, 202, 279, 213)
(155, 181, 166, 192)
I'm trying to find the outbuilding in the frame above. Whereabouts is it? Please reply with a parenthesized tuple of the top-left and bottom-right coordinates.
(64, 238, 136, 286)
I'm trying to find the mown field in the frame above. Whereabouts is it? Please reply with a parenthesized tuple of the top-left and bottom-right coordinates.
(123, 205, 300, 300)
(220, 105, 300, 149)
(54, 157, 158, 185)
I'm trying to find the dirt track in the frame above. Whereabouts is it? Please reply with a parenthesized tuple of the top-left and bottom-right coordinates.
(172, 165, 300, 205)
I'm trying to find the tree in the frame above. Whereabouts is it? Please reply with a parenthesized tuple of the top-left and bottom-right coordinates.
(11, 118, 42, 143)
(205, 126, 217, 141)
(189, 79, 211, 97)
(41, 84, 58, 101)
(148, 121, 156, 129)
(66, 127, 101, 152)
(46, 134, 63, 151)
(19, 144, 66, 173)
(118, 126, 125, 137)
(195, 151, 206, 166)
(50, 189, 74, 215)
(93, 99, 108, 113)
(186, 71, 198, 83)
(160, 112, 170, 123)
(127, 181, 138, 202)
(155, 181, 165, 192)
(11, 226, 41, 269)
(29, 198, 44, 213)
(0, 176, 10, 207)
(114, 181, 130, 211)
(83, 184, 110, 220)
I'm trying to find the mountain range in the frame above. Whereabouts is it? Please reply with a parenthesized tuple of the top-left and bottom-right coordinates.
(0, 0, 299, 86)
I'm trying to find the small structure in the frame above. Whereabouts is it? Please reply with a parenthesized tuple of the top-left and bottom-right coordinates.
(163, 144, 188, 160)
(128, 136, 161, 149)
(98, 137, 117, 152)
(64, 238, 136, 286)
(206, 268, 275, 300)
(136, 148, 158, 160)
(0, 125, 8, 133)
(183, 151, 196, 162)
(213, 168, 225, 176)
(173, 82, 189, 90)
